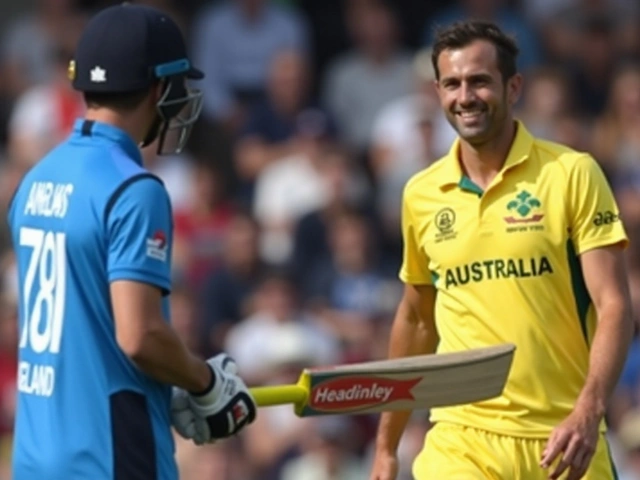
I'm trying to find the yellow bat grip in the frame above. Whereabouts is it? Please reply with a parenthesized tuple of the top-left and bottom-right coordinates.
(249, 385, 307, 408)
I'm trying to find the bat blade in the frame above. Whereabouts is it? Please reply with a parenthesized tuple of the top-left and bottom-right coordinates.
(249, 343, 515, 417)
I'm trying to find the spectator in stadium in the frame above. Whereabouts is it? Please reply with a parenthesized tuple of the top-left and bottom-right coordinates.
(422, 0, 542, 73)
(235, 48, 336, 206)
(173, 159, 237, 289)
(289, 144, 372, 285)
(590, 62, 640, 182)
(224, 270, 339, 385)
(198, 212, 267, 356)
(514, 65, 575, 140)
(240, 322, 334, 480)
(0, 0, 78, 97)
(322, 0, 414, 155)
(190, 0, 309, 131)
(303, 208, 400, 362)
(250, 136, 341, 265)
(7, 39, 85, 166)
(565, 14, 619, 117)
(537, 0, 639, 65)
(280, 417, 367, 480)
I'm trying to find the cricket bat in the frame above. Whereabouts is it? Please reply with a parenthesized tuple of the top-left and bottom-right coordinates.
(249, 343, 515, 417)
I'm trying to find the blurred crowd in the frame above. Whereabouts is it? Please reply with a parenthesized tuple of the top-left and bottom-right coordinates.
(1, 0, 640, 478)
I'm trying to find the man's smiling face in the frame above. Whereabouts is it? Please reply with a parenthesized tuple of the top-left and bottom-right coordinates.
(436, 39, 521, 147)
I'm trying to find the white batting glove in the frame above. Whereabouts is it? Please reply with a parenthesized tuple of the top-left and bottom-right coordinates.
(188, 353, 257, 444)
(171, 387, 197, 440)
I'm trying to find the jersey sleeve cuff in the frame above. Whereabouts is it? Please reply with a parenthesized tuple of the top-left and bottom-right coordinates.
(109, 268, 172, 295)
(399, 272, 433, 285)
(574, 234, 629, 256)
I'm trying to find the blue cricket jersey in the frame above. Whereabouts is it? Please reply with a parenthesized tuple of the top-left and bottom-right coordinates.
(8, 120, 178, 480)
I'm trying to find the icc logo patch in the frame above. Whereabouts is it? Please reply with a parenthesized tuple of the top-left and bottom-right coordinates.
(434, 207, 457, 243)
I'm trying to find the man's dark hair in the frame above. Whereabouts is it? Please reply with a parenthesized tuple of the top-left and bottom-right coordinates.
(431, 21, 519, 82)
(83, 88, 152, 112)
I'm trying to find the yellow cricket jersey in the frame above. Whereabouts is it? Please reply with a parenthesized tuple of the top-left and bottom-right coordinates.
(400, 121, 628, 438)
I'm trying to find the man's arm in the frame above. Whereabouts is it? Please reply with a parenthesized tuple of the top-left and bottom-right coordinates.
(541, 244, 633, 478)
(111, 280, 212, 393)
(576, 244, 633, 417)
(374, 283, 439, 457)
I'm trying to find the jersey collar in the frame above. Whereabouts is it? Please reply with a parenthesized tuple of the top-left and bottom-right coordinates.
(72, 119, 143, 166)
(437, 120, 534, 190)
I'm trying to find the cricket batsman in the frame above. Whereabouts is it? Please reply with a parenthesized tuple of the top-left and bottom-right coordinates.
(7, 4, 256, 479)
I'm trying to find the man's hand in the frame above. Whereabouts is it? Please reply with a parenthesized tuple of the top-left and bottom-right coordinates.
(540, 407, 601, 480)
(171, 387, 199, 440)
(188, 354, 257, 444)
(171, 354, 257, 445)
(369, 449, 399, 480)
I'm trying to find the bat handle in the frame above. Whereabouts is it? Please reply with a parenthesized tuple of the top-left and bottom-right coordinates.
(249, 385, 307, 408)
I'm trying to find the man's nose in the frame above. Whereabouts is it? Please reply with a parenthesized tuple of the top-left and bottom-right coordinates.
(458, 83, 477, 106)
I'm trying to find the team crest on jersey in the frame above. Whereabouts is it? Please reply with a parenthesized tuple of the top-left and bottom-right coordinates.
(146, 230, 168, 261)
(504, 191, 544, 233)
(434, 207, 457, 243)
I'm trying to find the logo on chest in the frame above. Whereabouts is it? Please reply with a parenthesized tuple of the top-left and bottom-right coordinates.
(504, 190, 545, 233)
(434, 207, 457, 243)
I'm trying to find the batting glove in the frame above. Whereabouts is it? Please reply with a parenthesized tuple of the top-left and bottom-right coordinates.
(188, 353, 257, 445)
(170, 387, 198, 440)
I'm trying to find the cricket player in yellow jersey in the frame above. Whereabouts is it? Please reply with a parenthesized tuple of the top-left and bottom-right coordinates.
(369, 21, 634, 480)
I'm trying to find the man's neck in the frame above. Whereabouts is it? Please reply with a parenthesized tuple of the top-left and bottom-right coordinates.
(84, 108, 145, 145)
(458, 120, 517, 190)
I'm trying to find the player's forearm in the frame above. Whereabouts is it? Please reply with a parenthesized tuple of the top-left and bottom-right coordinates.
(376, 297, 438, 454)
(387, 296, 438, 359)
(576, 301, 633, 417)
(126, 323, 212, 393)
(375, 410, 413, 456)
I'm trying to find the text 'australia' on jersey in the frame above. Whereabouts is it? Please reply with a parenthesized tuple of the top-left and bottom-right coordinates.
(8, 120, 178, 480)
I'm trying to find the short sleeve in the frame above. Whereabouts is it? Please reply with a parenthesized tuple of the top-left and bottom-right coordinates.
(567, 154, 628, 255)
(398, 186, 432, 285)
(106, 176, 173, 294)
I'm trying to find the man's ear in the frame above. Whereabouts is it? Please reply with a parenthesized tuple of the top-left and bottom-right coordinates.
(507, 73, 523, 106)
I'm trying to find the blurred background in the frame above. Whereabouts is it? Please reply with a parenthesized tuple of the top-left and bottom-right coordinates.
(0, 0, 640, 478)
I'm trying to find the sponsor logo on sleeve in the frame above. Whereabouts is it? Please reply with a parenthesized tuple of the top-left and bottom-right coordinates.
(146, 230, 168, 261)
(593, 211, 619, 226)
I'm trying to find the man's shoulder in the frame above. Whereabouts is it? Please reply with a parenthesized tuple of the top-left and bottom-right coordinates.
(530, 135, 592, 169)
(67, 136, 154, 185)
(45, 137, 163, 209)
(404, 156, 451, 195)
